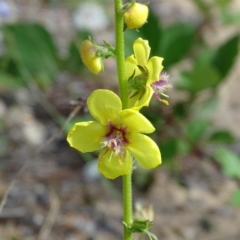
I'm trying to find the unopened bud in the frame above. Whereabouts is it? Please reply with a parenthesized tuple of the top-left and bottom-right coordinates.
(123, 3, 149, 30)
(80, 39, 103, 74)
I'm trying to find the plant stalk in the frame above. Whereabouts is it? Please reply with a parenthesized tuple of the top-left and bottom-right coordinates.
(114, 0, 132, 240)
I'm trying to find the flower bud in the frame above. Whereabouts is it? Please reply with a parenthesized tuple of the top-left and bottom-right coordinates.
(80, 39, 103, 74)
(123, 3, 149, 30)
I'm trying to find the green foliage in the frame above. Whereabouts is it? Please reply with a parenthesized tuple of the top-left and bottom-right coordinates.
(231, 189, 240, 206)
(211, 35, 239, 79)
(158, 23, 195, 69)
(214, 148, 240, 179)
(179, 65, 221, 93)
(2, 23, 59, 88)
(195, 97, 218, 119)
(124, 219, 158, 240)
(221, 9, 240, 24)
(140, 10, 161, 56)
(0, 73, 24, 88)
(208, 130, 235, 144)
(193, 0, 211, 18)
(185, 119, 209, 143)
(65, 30, 90, 73)
(124, 28, 140, 57)
(127, 218, 153, 233)
(160, 138, 178, 161)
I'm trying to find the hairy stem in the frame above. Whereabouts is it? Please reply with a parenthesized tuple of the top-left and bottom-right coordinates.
(114, 0, 132, 240)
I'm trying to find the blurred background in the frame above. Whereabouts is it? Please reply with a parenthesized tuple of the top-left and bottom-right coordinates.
(0, 0, 240, 239)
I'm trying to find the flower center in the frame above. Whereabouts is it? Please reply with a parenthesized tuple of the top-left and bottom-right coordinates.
(101, 122, 128, 163)
(151, 72, 172, 105)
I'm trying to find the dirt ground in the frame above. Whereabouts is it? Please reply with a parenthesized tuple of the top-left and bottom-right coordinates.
(0, 129, 240, 240)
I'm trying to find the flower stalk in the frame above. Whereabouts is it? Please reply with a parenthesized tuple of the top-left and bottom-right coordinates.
(68, 1, 167, 239)
(115, 0, 132, 239)
(115, 0, 128, 110)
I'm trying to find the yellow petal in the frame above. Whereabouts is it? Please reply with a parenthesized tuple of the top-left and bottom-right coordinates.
(119, 109, 155, 133)
(87, 89, 122, 125)
(125, 55, 138, 79)
(133, 38, 150, 67)
(146, 56, 164, 84)
(128, 85, 154, 111)
(67, 121, 105, 153)
(87, 56, 104, 75)
(98, 149, 131, 179)
(127, 133, 161, 169)
(80, 39, 96, 64)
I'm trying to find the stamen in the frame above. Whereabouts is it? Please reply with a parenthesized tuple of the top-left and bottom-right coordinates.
(160, 99, 169, 105)
(160, 93, 169, 98)
(151, 72, 172, 105)
(109, 150, 114, 162)
(118, 158, 123, 165)
(100, 122, 128, 165)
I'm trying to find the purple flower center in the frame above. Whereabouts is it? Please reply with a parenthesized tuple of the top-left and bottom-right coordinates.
(150, 73, 172, 105)
(101, 122, 128, 159)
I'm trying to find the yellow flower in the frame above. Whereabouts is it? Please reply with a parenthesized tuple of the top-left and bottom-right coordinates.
(125, 38, 164, 110)
(80, 39, 103, 74)
(67, 89, 161, 179)
(123, 3, 149, 30)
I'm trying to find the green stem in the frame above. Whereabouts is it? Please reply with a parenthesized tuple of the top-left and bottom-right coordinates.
(122, 166, 133, 240)
(115, 0, 128, 109)
(114, 1, 132, 240)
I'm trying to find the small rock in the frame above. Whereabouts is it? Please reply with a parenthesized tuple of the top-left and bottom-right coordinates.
(82, 160, 100, 182)
(72, 2, 109, 31)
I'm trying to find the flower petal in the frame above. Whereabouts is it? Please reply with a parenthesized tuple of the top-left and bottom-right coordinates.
(128, 84, 154, 111)
(127, 133, 161, 169)
(146, 56, 164, 83)
(119, 108, 155, 133)
(133, 38, 150, 67)
(88, 89, 122, 125)
(125, 55, 138, 79)
(67, 121, 105, 152)
(98, 149, 131, 179)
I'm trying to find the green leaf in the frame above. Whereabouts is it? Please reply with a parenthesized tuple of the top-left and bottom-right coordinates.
(185, 120, 209, 143)
(160, 138, 178, 161)
(140, 10, 161, 56)
(214, 148, 240, 179)
(0, 72, 24, 89)
(124, 29, 140, 57)
(192, 0, 211, 17)
(3, 23, 58, 87)
(211, 35, 239, 79)
(126, 219, 153, 233)
(158, 23, 195, 68)
(173, 101, 189, 119)
(195, 97, 218, 119)
(194, 47, 216, 68)
(176, 139, 191, 156)
(231, 189, 240, 206)
(221, 9, 240, 24)
(214, 0, 231, 8)
(208, 130, 235, 144)
(66, 30, 90, 73)
(178, 65, 221, 93)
